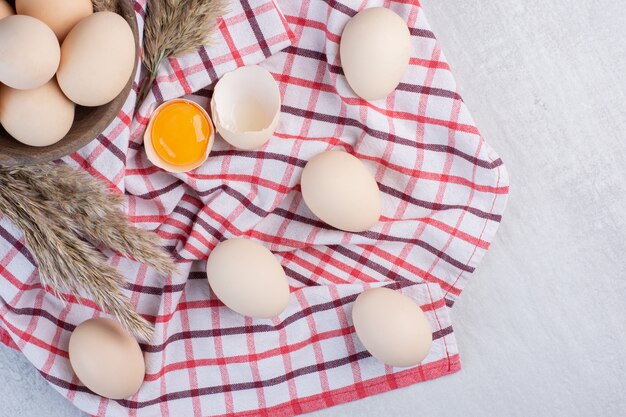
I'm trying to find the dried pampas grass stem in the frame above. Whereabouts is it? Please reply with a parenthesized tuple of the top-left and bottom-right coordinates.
(0, 164, 177, 341)
(92, 0, 119, 12)
(137, 0, 229, 107)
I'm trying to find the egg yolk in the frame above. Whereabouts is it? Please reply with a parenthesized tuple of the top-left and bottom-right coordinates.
(151, 101, 211, 166)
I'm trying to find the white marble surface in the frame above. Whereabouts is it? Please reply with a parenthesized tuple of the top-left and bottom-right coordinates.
(2, 0, 626, 416)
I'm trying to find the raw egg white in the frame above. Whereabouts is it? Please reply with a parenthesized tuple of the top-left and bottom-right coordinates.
(340, 8, 411, 100)
(0, 79, 74, 147)
(352, 287, 433, 367)
(69, 318, 145, 399)
(300, 151, 381, 232)
(206, 239, 290, 318)
(0, 15, 60, 90)
(16, 0, 93, 41)
(144, 99, 215, 173)
(211, 65, 281, 150)
(57, 11, 135, 106)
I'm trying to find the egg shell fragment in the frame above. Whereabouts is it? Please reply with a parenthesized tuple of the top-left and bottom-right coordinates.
(144, 99, 215, 173)
(57, 11, 136, 106)
(300, 151, 381, 232)
(69, 318, 145, 400)
(352, 287, 433, 367)
(0, 15, 60, 90)
(206, 239, 290, 319)
(340, 7, 411, 100)
(0, 0, 14, 19)
(0, 79, 74, 147)
(16, 0, 93, 41)
(210, 65, 281, 150)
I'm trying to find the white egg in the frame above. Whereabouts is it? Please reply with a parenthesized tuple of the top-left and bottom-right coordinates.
(352, 287, 433, 367)
(0, 0, 14, 20)
(206, 239, 290, 318)
(0, 15, 60, 90)
(210, 65, 281, 150)
(57, 12, 136, 106)
(300, 151, 381, 232)
(340, 7, 411, 100)
(69, 318, 145, 399)
(0, 79, 74, 147)
(16, 0, 93, 41)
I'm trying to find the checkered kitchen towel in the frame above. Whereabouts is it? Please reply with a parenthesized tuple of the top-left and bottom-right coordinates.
(0, 0, 509, 416)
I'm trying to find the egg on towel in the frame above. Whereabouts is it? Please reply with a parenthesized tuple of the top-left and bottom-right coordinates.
(69, 318, 146, 399)
(0, 15, 60, 89)
(16, 0, 93, 41)
(57, 11, 135, 106)
(300, 151, 381, 233)
(211, 65, 281, 150)
(352, 287, 433, 367)
(340, 7, 411, 100)
(0, 79, 74, 147)
(0, 0, 14, 20)
(144, 99, 215, 173)
(206, 239, 290, 319)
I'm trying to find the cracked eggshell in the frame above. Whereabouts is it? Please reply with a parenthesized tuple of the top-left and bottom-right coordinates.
(144, 99, 215, 173)
(210, 65, 281, 150)
(0, 1, 14, 20)
(0, 15, 60, 90)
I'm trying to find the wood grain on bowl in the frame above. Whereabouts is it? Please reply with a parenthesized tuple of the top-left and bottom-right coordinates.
(0, 0, 138, 167)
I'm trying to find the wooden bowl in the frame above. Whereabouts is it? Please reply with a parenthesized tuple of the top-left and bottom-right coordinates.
(0, 0, 139, 167)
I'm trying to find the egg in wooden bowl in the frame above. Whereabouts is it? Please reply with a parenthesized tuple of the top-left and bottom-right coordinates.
(0, 0, 139, 166)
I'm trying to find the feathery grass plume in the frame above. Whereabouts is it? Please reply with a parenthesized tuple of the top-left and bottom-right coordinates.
(0, 173, 152, 340)
(137, 0, 229, 107)
(8, 164, 177, 275)
(0, 164, 177, 341)
(92, 0, 119, 12)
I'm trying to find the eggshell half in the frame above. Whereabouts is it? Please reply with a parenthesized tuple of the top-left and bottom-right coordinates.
(0, 79, 75, 147)
(210, 65, 281, 150)
(0, 1, 14, 20)
(16, 0, 93, 41)
(206, 239, 290, 318)
(300, 151, 381, 232)
(0, 15, 60, 89)
(69, 318, 145, 399)
(144, 99, 215, 173)
(57, 11, 135, 106)
(340, 7, 411, 100)
(352, 288, 433, 367)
